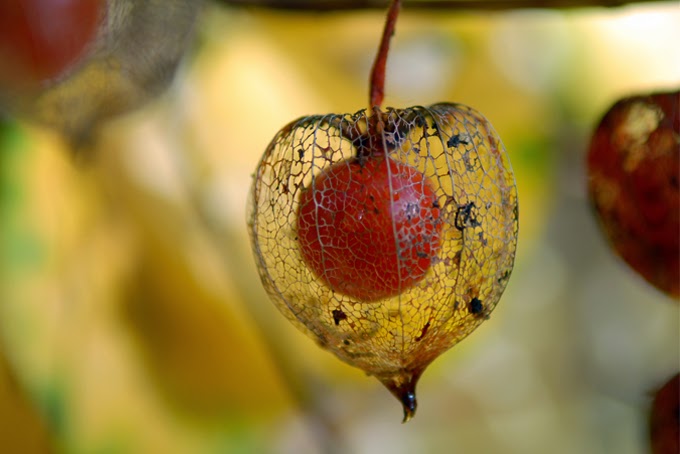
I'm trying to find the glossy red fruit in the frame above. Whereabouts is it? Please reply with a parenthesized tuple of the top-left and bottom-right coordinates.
(297, 155, 441, 302)
(649, 373, 679, 454)
(587, 90, 680, 299)
(0, 0, 102, 85)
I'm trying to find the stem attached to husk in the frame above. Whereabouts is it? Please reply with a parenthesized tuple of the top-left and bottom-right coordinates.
(369, 0, 401, 112)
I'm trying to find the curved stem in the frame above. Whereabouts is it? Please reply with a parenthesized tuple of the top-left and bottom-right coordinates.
(369, 0, 401, 111)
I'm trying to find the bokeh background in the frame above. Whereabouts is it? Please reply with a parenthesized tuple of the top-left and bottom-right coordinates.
(1, 1, 678, 453)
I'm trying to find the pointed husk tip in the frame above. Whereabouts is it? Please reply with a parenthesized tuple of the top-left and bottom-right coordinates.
(379, 370, 422, 423)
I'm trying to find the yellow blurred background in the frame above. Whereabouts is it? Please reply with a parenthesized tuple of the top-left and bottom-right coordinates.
(0, 2, 678, 453)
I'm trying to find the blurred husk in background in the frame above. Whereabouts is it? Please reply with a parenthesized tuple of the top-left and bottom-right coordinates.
(0, 0, 202, 148)
(0, 1, 678, 453)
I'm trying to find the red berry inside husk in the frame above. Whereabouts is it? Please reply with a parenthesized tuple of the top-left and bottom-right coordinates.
(587, 90, 679, 299)
(297, 155, 442, 302)
(649, 373, 679, 454)
(248, 0, 517, 422)
(248, 104, 518, 422)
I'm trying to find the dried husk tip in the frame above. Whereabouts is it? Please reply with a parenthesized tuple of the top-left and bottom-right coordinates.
(379, 369, 423, 423)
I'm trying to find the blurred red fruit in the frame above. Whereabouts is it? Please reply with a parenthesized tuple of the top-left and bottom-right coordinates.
(0, 0, 102, 86)
(587, 90, 680, 299)
(649, 373, 679, 454)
